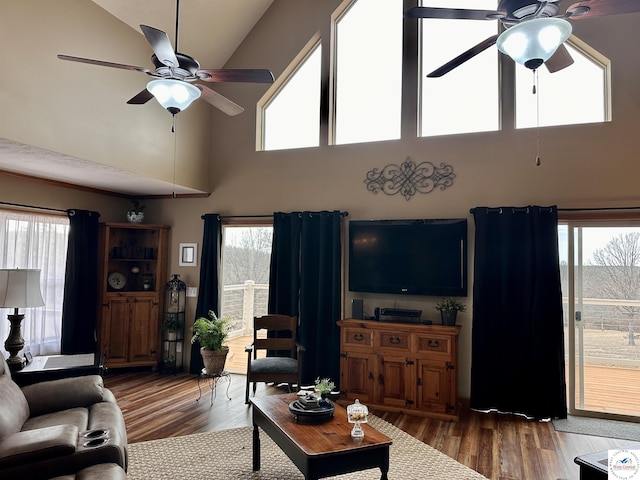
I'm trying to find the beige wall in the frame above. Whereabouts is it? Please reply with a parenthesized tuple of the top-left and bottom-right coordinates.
(2, 0, 640, 398)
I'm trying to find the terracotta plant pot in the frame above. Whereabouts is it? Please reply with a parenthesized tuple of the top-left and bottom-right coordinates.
(200, 346, 229, 375)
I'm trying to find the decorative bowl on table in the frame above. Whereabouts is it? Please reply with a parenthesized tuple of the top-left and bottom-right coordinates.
(289, 392, 335, 422)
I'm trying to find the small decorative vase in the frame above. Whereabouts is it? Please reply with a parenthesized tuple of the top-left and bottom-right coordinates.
(318, 392, 332, 408)
(127, 211, 144, 224)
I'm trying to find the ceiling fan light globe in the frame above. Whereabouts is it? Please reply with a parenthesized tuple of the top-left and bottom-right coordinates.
(497, 18, 572, 70)
(146, 79, 201, 113)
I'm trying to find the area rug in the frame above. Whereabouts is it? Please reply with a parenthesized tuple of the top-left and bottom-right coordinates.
(127, 415, 487, 479)
(553, 415, 640, 442)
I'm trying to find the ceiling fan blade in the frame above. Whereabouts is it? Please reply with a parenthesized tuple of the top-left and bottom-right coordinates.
(197, 69, 275, 84)
(566, 0, 640, 19)
(195, 85, 244, 116)
(405, 6, 506, 20)
(140, 25, 179, 68)
(427, 34, 499, 78)
(126, 89, 154, 105)
(545, 44, 574, 73)
(57, 54, 151, 74)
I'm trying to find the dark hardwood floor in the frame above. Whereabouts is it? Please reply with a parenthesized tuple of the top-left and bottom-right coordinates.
(104, 370, 630, 480)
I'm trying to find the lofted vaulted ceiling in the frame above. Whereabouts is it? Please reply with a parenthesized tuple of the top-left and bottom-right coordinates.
(0, 0, 274, 196)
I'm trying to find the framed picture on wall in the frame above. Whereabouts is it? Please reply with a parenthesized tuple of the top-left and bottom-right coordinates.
(179, 243, 197, 267)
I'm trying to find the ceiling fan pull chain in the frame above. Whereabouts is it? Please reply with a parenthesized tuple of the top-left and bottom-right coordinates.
(535, 69, 541, 166)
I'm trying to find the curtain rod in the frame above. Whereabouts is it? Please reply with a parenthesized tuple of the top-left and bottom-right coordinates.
(470, 206, 640, 214)
(0, 200, 68, 214)
(201, 212, 349, 220)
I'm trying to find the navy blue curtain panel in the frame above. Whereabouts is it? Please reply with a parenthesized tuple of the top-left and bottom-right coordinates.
(470, 206, 567, 420)
(190, 214, 222, 374)
(61, 209, 100, 354)
(268, 211, 343, 385)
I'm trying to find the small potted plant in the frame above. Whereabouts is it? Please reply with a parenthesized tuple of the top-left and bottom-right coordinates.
(191, 310, 230, 374)
(163, 314, 183, 341)
(127, 200, 145, 224)
(314, 377, 335, 396)
(435, 297, 466, 326)
(314, 377, 335, 406)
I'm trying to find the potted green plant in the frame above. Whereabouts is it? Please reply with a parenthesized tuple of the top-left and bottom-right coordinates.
(314, 377, 335, 407)
(163, 314, 183, 341)
(435, 297, 466, 326)
(127, 200, 145, 224)
(191, 310, 230, 374)
(314, 377, 335, 397)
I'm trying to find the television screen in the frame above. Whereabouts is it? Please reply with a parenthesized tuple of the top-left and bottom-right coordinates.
(348, 218, 467, 296)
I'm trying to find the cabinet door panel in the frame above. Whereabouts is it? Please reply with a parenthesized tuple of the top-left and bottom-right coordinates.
(102, 297, 129, 364)
(378, 355, 412, 408)
(416, 360, 454, 415)
(128, 298, 158, 363)
(341, 352, 375, 403)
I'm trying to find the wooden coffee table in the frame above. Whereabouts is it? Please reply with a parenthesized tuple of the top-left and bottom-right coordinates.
(251, 394, 392, 480)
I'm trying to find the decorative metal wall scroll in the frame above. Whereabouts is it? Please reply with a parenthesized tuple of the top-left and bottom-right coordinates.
(364, 157, 456, 201)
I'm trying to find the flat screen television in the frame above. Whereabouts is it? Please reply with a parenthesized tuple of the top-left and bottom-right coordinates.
(348, 218, 468, 296)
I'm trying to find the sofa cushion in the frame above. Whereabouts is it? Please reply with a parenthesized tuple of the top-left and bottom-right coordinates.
(0, 375, 29, 440)
(22, 407, 89, 434)
(21, 375, 105, 418)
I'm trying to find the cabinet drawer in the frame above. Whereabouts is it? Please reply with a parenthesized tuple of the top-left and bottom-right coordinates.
(379, 331, 410, 350)
(343, 328, 373, 349)
(416, 335, 452, 358)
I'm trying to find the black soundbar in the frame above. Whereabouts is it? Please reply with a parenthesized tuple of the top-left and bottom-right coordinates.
(380, 308, 422, 318)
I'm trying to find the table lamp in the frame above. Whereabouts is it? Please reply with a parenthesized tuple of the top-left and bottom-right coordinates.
(0, 269, 45, 369)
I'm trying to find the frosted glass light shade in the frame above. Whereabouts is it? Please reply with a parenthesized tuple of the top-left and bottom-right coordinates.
(0, 269, 45, 308)
(146, 79, 201, 115)
(497, 18, 572, 70)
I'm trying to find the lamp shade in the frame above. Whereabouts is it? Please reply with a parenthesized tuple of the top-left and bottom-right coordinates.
(0, 269, 45, 308)
(497, 18, 572, 70)
(146, 79, 201, 115)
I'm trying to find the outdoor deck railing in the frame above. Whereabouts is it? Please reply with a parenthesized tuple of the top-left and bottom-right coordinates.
(221, 281, 269, 337)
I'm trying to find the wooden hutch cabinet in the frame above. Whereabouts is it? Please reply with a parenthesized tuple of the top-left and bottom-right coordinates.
(97, 223, 169, 369)
(337, 319, 461, 421)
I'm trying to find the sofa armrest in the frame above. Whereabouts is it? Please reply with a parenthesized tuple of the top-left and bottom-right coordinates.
(0, 424, 78, 468)
(22, 376, 105, 417)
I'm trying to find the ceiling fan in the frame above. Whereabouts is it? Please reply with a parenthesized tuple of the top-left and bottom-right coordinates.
(406, 0, 640, 78)
(58, 0, 274, 116)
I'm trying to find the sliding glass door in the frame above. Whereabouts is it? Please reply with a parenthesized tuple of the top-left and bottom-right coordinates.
(560, 221, 640, 420)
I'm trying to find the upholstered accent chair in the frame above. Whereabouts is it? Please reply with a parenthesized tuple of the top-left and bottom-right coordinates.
(245, 314, 304, 404)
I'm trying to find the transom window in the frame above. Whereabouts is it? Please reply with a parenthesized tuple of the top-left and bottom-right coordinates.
(258, 0, 610, 150)
(420, 0, 499, 137)
(515, 39, 610, 129)
(260, 41, 321, 151)
(333, 0, 403, 145)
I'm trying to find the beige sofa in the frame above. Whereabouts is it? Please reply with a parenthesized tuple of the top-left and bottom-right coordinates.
(0, 355, 128, 479)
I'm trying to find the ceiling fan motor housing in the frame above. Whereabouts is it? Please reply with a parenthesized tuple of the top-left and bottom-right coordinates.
(151, 53, 201, 82)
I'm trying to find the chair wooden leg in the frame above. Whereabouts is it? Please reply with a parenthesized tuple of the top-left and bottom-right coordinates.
(245, 377, 250, 404)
